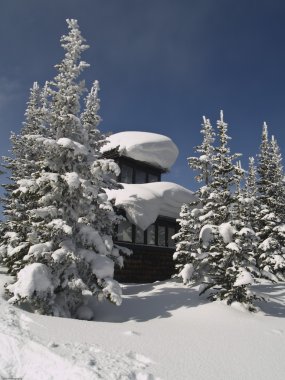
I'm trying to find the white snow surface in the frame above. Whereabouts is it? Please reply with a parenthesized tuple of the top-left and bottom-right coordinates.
(233, 268, 254, 287)
(226, 242, 240, 252)
(2, 267, 285, 380)
(259, 237, 277, 251)
(219, 222, 235, 243)
(178, 263, 194, 284)
(78, 249, 115, 280)
(101, 131, 179, 170)
(6, 263, 53, 303)
(106, 181, 196, 230)
(57, 137, 88, 156)
(62, 172, 81, 190)
(199, 224, 216, 248)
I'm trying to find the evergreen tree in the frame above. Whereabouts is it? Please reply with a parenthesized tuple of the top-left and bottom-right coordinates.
(175, 111, 258, 310)
(257, 123, 271, 205)
(174, 116, 215, 284)
(207, 111, 242, 225)
(234, 157, 260, 279)
(188, 116, 215, 185)
(2, 19, 129, 319)
(173, 202, 201, 284)
(256, 126, 285, 281)
(0, 82, 48, 273)
(200, 113, 255, 306)
(244, 157, 259, 230)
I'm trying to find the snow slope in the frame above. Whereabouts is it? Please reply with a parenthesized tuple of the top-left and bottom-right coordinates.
(1, 266, 285, 380)
(101, 131, 179, 170)
(106, 182, 196, 230)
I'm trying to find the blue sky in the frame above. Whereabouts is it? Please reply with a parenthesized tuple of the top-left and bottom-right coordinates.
(1, 0, 285, 191)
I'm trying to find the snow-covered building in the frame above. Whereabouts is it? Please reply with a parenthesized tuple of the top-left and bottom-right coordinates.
(102, 131, 195, 282)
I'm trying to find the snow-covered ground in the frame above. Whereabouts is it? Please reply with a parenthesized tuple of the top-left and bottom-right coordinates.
(1, 266, 285, 380)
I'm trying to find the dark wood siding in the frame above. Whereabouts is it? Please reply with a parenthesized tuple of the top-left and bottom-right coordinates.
(115, 243, 175, 283)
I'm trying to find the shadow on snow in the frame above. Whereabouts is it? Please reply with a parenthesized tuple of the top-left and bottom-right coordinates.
(93, 281, 285, 322)
(253, 283, 285, 318)
(92, 281, 207, 323)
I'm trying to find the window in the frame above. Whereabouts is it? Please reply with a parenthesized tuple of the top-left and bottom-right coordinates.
(158, 225, 166, 246)
(116, 218, 177, 248)
(135, 169, 147, 184)
(119, 159, 161, 185)
(135, 226, 145, 244)
(167, 227, 176, 248)
(147, 224, 156, 245)
(148, 173, 159, 183)
(120, 164, 133, 183)
(117, 220, 132, 242)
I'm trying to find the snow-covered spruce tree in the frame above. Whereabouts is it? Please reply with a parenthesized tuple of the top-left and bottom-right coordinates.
(201, 112, 258, 307)
(174, 116, 215, 284)
(4, 19, 129, 319)
(244, 157, 260, 230)
(229, 159, 260, 286)
(188, 116, 215, 185)
(175, 111, 259, 310)
(232, 157, 261, 280)
(0, 82, 48, 272)
(173, 202, 200, 282)
(256, 125, 285, 281)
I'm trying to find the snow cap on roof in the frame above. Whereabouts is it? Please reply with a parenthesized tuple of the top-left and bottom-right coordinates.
(101, 131, 179, 170)
(106, 182, 196, 230)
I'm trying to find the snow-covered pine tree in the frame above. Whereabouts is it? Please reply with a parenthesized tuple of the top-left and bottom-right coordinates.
(175, 111, 258, 309)
(188, 116, 215, 185)
(173, 202, 200, 284)
(268, 136, 285, 221)
(201, 112, 258, 307)
(256, 125, 285, 281)
(207, 111, 242, 225)
(231, 158, 259, 238)
(228, 158, 260, 291)
(244, 157, 259, 230)
(174, 116, 215, 284)
(3, 19, 129, 319)
(0, 82, 48, 273)
(235, 157, 260, 278)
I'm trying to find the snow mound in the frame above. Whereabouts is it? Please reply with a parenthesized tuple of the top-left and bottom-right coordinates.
(106, 182, 195, 230)
(199, 224, 216, 248)
(226, 242, 240, 252)
(57, 138, 88, 156)
(101, 131, 179, 170)
(219, 222, 235, 243)
(7, 263, 53, 302)
(179, 263, 194, 284)
(233, 268, 254, 287)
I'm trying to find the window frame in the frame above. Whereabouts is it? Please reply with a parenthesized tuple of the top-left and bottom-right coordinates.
(118, 157, 162, 184)
(116, 216, 177, 248)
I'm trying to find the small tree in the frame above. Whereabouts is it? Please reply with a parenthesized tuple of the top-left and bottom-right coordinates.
(174, 117, 215, 283)
(0, 82, 48, 273)
(244, 157, 260, 230)
(175, 111, 259, 310)
(2, 19, 129, 319)
(188, 116, 215, 185)
(256, 126, 285, 281)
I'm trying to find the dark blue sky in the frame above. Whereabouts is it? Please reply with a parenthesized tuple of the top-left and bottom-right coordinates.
(1, 0, 285, 191)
